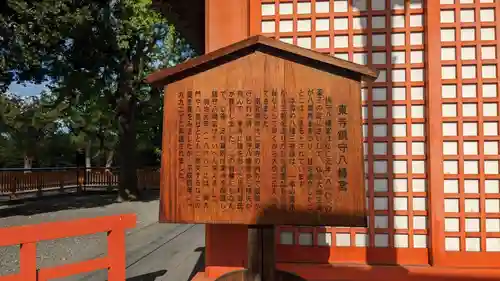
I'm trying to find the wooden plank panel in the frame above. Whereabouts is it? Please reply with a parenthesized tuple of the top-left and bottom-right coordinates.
(160, 51, 366, 226)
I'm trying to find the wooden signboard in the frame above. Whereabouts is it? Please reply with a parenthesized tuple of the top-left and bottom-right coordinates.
(146, 35, 377, 227)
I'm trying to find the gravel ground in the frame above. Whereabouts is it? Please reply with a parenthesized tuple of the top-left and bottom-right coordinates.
(0, 191, 162, 277)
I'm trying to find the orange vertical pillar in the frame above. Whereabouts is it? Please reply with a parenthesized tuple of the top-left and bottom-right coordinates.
(425, 0, 445, 267)
(204, 0, 251, 278)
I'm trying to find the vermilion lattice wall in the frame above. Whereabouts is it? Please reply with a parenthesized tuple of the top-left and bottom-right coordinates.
(429, 0, 500, 267)
(251, 0, 500, 267)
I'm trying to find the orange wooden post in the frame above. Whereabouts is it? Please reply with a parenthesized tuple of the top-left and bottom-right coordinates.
(20, 242, 37, 281)
(204, 1, 252, 277)
(425, 0, 445, 267)
(107, 228, 126, 281)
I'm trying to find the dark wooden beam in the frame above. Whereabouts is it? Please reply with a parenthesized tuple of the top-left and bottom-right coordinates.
(152, 0, 205, 54)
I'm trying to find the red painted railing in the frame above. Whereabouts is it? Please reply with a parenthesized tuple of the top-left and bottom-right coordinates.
(0, 214, 136, 281)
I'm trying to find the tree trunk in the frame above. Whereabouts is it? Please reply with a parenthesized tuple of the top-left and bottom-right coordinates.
(85, 140, 92, 171)
(23, 154, 33, 173)
(117, 98, 139, 201)
(105, 150, 114, 169)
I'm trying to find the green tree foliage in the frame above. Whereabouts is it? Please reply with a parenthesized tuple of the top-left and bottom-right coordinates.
(0, 0, 95, 91)
(1, 0, 194, 199)
(0, 92, 65, 168)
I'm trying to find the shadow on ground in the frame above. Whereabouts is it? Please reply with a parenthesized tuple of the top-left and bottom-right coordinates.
(188, 247, 206, 281)
(0, 189, 160, 218)
(127, 269, 167, 281)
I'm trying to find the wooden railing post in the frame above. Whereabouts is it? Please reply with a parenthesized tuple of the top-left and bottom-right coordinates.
(59, 171, 65, 194)
(9, 176, 17, 200)
(76, 168, 83, 193)
(84, 167, 88, 187)
(36, 183, 43, 197)
(38, 171, 45, 197)
(20, 242, 37, 281)
(107, 229, 126, 281)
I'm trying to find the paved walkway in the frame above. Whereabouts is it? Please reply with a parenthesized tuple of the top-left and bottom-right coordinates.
(0, 191, 205, 281)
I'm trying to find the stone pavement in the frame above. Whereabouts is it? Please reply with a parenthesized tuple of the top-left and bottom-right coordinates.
(0, 191, 205, 281)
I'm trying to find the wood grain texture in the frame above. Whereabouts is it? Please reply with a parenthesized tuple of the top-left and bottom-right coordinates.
(159, 50, 366, 227)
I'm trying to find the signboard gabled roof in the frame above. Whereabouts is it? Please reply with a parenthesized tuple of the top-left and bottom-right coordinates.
(146, 35, 378, 86)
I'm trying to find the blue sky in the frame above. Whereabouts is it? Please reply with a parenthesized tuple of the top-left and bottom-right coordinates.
(8, 82, 48, 96)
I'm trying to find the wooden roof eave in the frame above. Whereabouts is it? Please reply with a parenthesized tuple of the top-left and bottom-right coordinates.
(145, 35, 379, 87)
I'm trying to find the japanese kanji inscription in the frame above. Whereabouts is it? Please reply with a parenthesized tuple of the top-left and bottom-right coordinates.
(147, 35, 377, 227)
